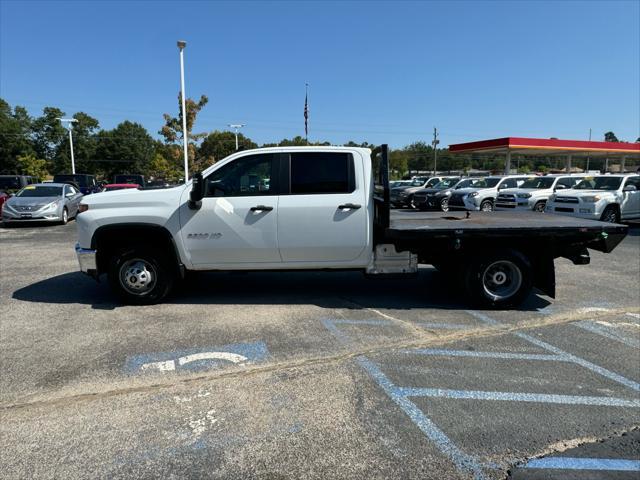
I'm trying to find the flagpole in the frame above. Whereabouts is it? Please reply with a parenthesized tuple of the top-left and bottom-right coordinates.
(304, 83, 309, 145)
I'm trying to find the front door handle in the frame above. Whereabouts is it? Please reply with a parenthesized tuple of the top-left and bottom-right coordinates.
(338, 203, 361, 210)
(250, 205, 273, 212)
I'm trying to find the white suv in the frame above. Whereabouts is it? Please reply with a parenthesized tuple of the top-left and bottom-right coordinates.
(495, 175, 586, 212)
(447, 176, 528, 211)
(545, 174, 640, 223)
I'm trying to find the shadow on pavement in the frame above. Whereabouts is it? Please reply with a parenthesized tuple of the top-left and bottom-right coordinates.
(12, 268, 551, 311)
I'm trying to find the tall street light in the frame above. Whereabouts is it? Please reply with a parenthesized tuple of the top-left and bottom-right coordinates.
(177, 40, 189, 182)
(228, 124, 245, 151)
(57, 118, 78, 174)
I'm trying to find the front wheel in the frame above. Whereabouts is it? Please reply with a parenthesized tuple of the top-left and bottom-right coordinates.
(60, 208, 69, 225)
(108, 248, 174, 305)
(440, 197, 450, 212)
(464, 250, 532, 309)
(600, 205, 620, 223)
(533, 201, 546, 212)
(480, 200, 494, 212)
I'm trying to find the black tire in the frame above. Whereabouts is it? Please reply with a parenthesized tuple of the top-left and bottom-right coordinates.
(533, 201, 546, 212)
(600, 205, 620, 223)
(108, 247, 174, 305)
(440, 197, 450, 212)
(464, 249, 532, 309)
(60, 208, 69, 225)
(408, 195, 416, 210)
(480, 199, 494, 212)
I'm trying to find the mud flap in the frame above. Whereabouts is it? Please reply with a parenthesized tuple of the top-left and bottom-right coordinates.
(533, 256, 555, 299)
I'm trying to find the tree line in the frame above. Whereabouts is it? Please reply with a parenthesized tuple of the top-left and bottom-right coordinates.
(1, 96, 636, 182)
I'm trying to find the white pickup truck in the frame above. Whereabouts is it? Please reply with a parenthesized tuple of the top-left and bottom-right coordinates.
(545, 174, 640, 223)
(75, 146, 628, 308)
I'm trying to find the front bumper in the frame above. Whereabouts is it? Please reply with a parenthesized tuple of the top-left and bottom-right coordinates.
(2, 211, 62, 222)
(545, 204, 601, 219)
(75, 243, 98, 277)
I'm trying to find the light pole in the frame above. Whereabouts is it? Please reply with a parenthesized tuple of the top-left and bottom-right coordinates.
(228, 124, 245, 151)
(177, 40, 189, 183)
(431, 127, 439, 175)
(57, 118, 78, 174)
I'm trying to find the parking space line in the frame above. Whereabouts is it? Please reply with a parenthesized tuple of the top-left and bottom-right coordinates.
(573, 321, 640, 349)
(395, 387, 640, 407)
(465, 311, 640, 392)
(523, 457, 640, 471)
(356, 356, 491, 480)
(417, 323, 473, 330)
(626, 313, 640, 320)
(404, 348, 566, 362)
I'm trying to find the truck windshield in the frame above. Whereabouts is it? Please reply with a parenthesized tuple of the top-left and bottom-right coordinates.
(472, 178, 500, 188)
(574, 177, 623, 190)
(16, 185, 62, 197)
(520, 177, 555, 189)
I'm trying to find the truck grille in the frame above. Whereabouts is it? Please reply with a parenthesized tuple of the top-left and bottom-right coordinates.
(554, 197, 579, 204)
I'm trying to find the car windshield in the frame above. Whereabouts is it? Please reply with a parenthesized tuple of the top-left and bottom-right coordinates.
(0, 177, 21, 190)
(520, 177, 556, 189)
(16, 185, 62, 197)
(455, 179, 476, 189)
(574, 177, 623, 190)
(433, 178, 459, 189)
(410, 178, 426, 186)
(54, 175, 91, 187)
(471, 178, 500, 188)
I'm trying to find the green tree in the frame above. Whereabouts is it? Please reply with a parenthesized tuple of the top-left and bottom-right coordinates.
(604, 131, 619, 142)
(199, 130, 258, 164)
(0, 99, 35, 173)
(16, 153, 48, 180)
(53, 112, 99, 174)
(147, 153, 182, 182)
(277, 136, 308, 146)
(95, 121, 155, 178)
(32, 106, 67, 164)
(160, 93, 209, 173)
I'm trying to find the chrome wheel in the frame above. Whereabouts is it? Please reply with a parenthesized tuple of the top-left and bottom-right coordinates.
(62, 208, 68, 224)
(481, 260, 522, 301)
(601, 208, 618, 223)
(440, 198, 449, 212)
(119, 258, 157, 296)
(480, 200, 493, 212)
(534, 202, 546, 212)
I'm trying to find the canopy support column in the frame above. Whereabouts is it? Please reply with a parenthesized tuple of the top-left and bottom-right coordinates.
(504, 151, 511, 175)
(565, 154, 572, 173)
(621, 155, 627, 173)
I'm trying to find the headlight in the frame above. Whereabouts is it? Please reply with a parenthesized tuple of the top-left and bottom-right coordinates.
(517, 193, 531, 199)
(43, 201, 60, 210)
(468, 191, 479, 197)
(582, 195, 601, 203)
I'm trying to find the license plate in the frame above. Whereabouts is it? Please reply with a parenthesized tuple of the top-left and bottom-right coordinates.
(20, 213, 32, 218)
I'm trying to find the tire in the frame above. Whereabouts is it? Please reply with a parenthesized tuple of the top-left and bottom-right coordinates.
(440, 197, 450, 212)
(533, 201, 546, 212)
(108, 247, 174, 305)
(600, 205, 620, 223)
(61, 208, 69, 225)
(464, 249, 532, 309)
(408, 195, 416, 210)
(480, 200, 494, 212)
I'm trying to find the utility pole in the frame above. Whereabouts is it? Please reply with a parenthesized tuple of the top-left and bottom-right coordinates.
(431, 127, 439, 175)
(57, 118, 78, 174)
(177, 40, 189, 183)
(228, 124, 245, 151)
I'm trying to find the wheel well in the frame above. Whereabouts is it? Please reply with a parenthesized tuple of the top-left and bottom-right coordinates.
(92, 224, 182, 277)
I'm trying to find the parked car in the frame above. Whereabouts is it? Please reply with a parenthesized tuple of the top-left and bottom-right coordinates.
(389, 180, 413, 189)
(545, 174, 640, 223)
(53, 174, 100, 195)
(114, 174, 145, 188)
(436, 178, 481, 212)
(0, 190, 9, 215)
(0, 175, 37, 193)
(447, 176, 528, 211)
(102, 183, 141, 192)
(390, 176, 447, 208)
(2, 183, 83, 225)
(411, 177, 462, 210)
(495, 174, 587, 212)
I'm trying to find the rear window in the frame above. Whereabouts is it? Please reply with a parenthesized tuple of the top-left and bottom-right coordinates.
(0, 177, 21, 190)
(54, 175, 94, 187)
(290, 152, 355, 194)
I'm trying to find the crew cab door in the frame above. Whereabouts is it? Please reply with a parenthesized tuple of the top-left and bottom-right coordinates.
(179, 153, 281, 266)
(621, 176, 640, 218)
(277, 151, 368, 263)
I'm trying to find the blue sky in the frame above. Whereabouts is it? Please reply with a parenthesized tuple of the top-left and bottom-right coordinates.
(1, 0, 638, 148)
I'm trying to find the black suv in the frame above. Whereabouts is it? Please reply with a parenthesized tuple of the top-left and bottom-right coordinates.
(0, 175, 38, 193)
(53, 174, 100, 195)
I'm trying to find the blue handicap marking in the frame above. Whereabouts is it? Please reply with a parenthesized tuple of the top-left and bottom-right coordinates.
(524, 457, 640, 472)
(124, 341, 269, 374)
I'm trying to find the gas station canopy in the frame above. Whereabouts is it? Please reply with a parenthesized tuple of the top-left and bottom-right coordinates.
(449, 137, 640, 173)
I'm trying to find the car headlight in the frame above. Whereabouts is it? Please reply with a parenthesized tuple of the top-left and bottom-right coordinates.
(582, 195, 601, 203)
(42, 201, 60, 210)
(517, 193, 531, 199)
(468, 191, 479, 198)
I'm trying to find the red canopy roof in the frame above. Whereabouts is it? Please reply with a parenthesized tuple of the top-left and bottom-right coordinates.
(449, 137, 640, 157)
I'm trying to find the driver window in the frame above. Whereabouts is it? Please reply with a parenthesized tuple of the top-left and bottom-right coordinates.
(204, 154, 274, 197)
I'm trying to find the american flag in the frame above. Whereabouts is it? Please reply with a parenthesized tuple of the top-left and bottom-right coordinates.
(304, 85, 309, 138)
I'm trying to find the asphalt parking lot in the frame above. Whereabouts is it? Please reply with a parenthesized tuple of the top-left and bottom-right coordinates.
(1, 221, 639, 479)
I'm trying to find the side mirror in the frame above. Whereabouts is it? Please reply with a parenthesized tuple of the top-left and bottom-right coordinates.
(554, 184, 567, 191)
(623, 185, 637, 192)
(188, 172, 204, 210)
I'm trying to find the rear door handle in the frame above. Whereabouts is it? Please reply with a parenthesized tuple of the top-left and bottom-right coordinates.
(338, 203, 361, 210)
(250, 205, 273, 212)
